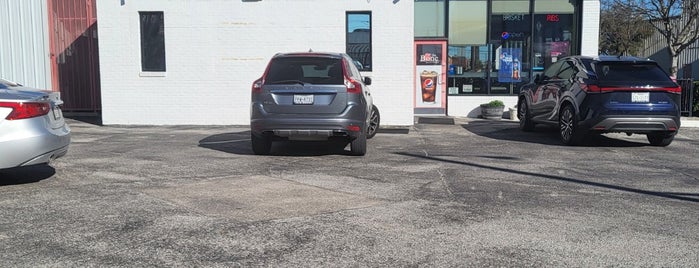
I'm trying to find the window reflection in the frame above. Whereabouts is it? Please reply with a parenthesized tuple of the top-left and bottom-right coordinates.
(489, 7, 531, 95)
(346, 12, 372, 71)
(533, 0, 575, 74)
(447, 45, 488, 94)
(532, 14, 574, 73)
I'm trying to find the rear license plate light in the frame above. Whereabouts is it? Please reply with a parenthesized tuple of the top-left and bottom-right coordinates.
(631, 92, 649, 103)
(52, 106, 63, 120)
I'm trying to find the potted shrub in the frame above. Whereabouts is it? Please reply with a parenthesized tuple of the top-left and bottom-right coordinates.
(480, 100, 505, 120)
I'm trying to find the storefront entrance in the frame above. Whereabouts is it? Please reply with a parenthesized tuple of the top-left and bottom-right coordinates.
(416, 0, 579, 98)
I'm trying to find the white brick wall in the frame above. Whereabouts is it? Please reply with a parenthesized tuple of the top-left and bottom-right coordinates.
(581, 0, 600, 56)
(96, 0, 415, 126)
(447, 96, 518, 118)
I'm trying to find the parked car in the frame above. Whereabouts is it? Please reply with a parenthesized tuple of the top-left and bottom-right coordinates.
(250, 52, 379, 155)
(0, 78, 71, 169)
(518, 56, 681, 146)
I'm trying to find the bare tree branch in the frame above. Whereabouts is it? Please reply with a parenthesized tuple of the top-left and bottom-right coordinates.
(608, 0, 699, 76)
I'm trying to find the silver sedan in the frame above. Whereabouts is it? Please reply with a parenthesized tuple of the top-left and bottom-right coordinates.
(0, 79, 71, 170)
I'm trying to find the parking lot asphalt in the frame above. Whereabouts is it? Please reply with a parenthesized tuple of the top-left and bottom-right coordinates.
(1, 118, 698, 267)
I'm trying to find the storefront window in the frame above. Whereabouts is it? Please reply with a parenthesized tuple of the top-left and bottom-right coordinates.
(415, 0, 446, 37)
(489, 0, 531, 95)
(448, 45, 488, 94)
(442, 0, 579, 96)
(533, 0, 576, 74)
(447, 0, 487, 95)
(492, 0, 529, 13)
(448, 0, 487, 45)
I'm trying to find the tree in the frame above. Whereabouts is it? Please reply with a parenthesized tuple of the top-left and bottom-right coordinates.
(599, 1, 653, 55)
(616, 0, 699, 77)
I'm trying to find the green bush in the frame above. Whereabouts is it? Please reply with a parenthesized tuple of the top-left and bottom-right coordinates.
(483, 100, 505, 107)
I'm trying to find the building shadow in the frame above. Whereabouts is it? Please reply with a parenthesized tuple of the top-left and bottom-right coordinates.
(461, 120, 649, 147)
(0, 165, 56, 186)
(395, 152, 699, 203)
(198, 131, 354, 156)
(65, 113, 102, 125)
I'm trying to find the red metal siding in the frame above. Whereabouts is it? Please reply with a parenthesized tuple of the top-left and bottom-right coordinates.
(48, 0, 101, 112)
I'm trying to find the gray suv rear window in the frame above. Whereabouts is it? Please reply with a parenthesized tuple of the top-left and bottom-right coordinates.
(266, 57, 344, 85)
(593, 62, 671, 82)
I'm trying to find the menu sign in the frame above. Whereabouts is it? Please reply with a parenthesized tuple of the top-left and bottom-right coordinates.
(416, 44, 442, 65)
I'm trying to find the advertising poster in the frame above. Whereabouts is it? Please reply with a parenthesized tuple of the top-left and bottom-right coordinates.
(415, 65, 441, 107)
(415, 43, 444, 109)
(498, 48, 522, 83)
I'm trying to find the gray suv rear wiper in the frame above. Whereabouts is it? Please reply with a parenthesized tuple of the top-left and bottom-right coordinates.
(267, 80, 306, 85)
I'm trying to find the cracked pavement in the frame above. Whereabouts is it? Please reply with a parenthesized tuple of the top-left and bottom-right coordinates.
(1, 118, 698, 267)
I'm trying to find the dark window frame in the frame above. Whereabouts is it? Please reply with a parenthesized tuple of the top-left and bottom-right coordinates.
(346, 11, 372, 72)
(139, 11, 166, 72)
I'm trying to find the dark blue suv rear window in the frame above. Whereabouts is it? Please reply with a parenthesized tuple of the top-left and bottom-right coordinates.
(593, 62, 671, 82)
(265, 57, 344, 85)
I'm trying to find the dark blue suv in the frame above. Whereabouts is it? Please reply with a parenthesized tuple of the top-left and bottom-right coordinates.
(518, 56, 681, 146)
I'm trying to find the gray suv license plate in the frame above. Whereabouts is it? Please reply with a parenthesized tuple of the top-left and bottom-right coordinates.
(293, 94, 314, 105)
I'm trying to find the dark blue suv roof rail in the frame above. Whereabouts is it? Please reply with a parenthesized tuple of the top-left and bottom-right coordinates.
(593, 55, 655, 62)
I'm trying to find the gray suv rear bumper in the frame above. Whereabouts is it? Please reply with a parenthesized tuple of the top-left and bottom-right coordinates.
(250, 103, 367, 140)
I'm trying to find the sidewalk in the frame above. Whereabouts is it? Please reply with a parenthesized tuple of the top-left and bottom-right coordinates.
(444, 116, 699, 128)
(682, 117, 699, 128)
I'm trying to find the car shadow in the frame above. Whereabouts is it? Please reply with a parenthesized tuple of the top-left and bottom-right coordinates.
(461, 120, 648, 147)
(0, 165, 56, 186)
(198, 131, 354, 156)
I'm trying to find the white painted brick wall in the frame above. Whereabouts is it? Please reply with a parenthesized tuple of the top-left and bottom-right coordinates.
(96, 0, 414, 126)
(581, 0, 600, 56)
(447, 96, 518, 118)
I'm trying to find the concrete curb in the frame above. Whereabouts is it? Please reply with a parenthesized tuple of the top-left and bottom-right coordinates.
(449, 116, 699, 128)
(681, 117, 699, 128)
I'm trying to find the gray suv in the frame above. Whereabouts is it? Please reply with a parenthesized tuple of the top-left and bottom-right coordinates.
(250, 52, 379, 155)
